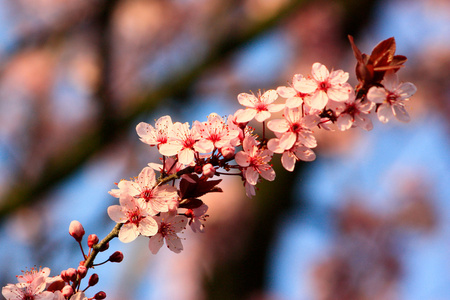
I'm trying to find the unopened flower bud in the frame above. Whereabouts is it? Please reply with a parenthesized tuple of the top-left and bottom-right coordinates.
(94, 291, 107, 299)
(87, 234, 99, 248)
(66, 268, 77, 282)
(62, 285, 74, 297)
(77, 265, 87, 279)
(109, 251, 124, 263)
(99, 242, 109, 252)
(221, 146, 235, 159)
(69, 220, 85, 242)
(202, 164, 215, 178)
(89, 273, 99, 287)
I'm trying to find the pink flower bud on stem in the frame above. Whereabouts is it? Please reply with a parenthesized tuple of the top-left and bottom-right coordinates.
(94, 291, 107, 299)
(69, 220, 85, 242)
(88, 273, 99, 287)
(202, 164, 215, 178)
(62, 285, 74, 298)
(221, 146, 235, 159)
(87, 234, 99, 248)
(77, 265, 87, 279)
(109, 251, 124, 263)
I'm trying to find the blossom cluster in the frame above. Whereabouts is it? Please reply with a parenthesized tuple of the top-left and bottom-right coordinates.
(2, 36, 416, 300)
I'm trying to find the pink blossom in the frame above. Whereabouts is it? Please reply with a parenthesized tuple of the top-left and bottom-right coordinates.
(367, 72, 416, 123)
(334, 93, 374, 131)
(136, 115, 173, 147)
(194, 113, 239, 153)
(295, 62, 352, 110)
(148, 156, 189, 175)
(159, 122, 202, 165)
(16, 267, 50, 284)
(69, 220, 85, 242)
(117, 167, 178, 215)
(267, 107, 319, 150)
(277, 74, 311, 108)
(268, 138, 316, 171)
(107, 192, 158, 243)
(235, 136, 275, 185)
(235, 90, 284, 123)
(148, 212, 187, 254)
(2, 276, 54, 300)
(185, 204, 209, 233)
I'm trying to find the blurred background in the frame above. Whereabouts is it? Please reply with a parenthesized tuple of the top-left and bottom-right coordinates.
(0, 0, 449, 299)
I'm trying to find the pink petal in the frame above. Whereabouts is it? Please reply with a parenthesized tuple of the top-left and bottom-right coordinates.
(393, 104, 411, 122)
(178, 148, 195, 165)
(165, 235, 184, 253)
(398, 82, 417, 99)
(294, 146, 316, 162)
(377, 104, 393, 123)
(259, 167, 275, 181)
(107, 205, 126, 223)
(367, 87, 387, 104)
(294, 78, 317, 93)
(267, 138, 283, 153)
(148, 233, 164, 254)
(255, 110, 271, 122)
(336, 114, 353, 131)
(159, 142, 182, 156)
(245, 168, 260, 185)
(354, 114, 373, 131)
(279, 132, 296, 150)
(138, 217, 159, 237)
(281, 152, 296, 172)
(328, 69, 349, 84)
(310, 90, 328, 110)
(118, 223, 139, 243)
(311, 62, 329, 81)
(235, 108, 257, 123)
(138, 167, 156, 187)
(237, 93, 257, 107)
(267, 119, 289, 133)
(327, 86, 350, 102)
(261, 89, 278, 104)
(285, 97, 303, 108)
(235, 151, 250, 167)
(277, 86, 296, 98)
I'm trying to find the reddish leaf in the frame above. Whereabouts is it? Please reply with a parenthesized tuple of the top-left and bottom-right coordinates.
(179, 173, 222, 200)
(179, 198, 204, 209)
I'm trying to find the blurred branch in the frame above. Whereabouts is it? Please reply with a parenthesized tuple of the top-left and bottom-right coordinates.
(0, 0, 307, 220)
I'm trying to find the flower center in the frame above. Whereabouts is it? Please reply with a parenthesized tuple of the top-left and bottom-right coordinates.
(387, 92, 398, 104)
(140, 189, 153, 202)
(319, 81, 330, 91)
(255, 102, 268, 112)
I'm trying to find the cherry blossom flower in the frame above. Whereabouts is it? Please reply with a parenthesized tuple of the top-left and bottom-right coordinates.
(2, 276, 54, 300)
(268, 138, 316, 171)
(235, 90, 284, 123)
(116, 167, 178, 215)
(367, 72, 417, 123)
(185, 204, 209, 233)
(277, 74, 311, 108)
(235, 136, 275, 185)
(148, 212, 187, 254)
(333, 93, 374, 131)
(16, 267, 51, 284)
(158, 121, 202, 165)
(295, 62, 352, 110)
(136, 115, 173, 147)
(107, 192, 158, 243)
(194, 113, 239, 153)
(148, 156, 188, 175)
(267, 107, 319, 150)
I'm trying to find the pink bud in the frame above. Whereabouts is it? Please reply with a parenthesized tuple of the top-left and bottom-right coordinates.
(89, 273, 99, 286)
(66, 268, 77, 282)
(202, 164, 215, 178)
(221, 146, 235, 159)
(109, 251, 124, 263)
(62, 285, 74, 297)
(77, 265, 87, 279)
(94, 291, 107, 299)
(87, 234, 99, 248)
(69, 220, 85, 242)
